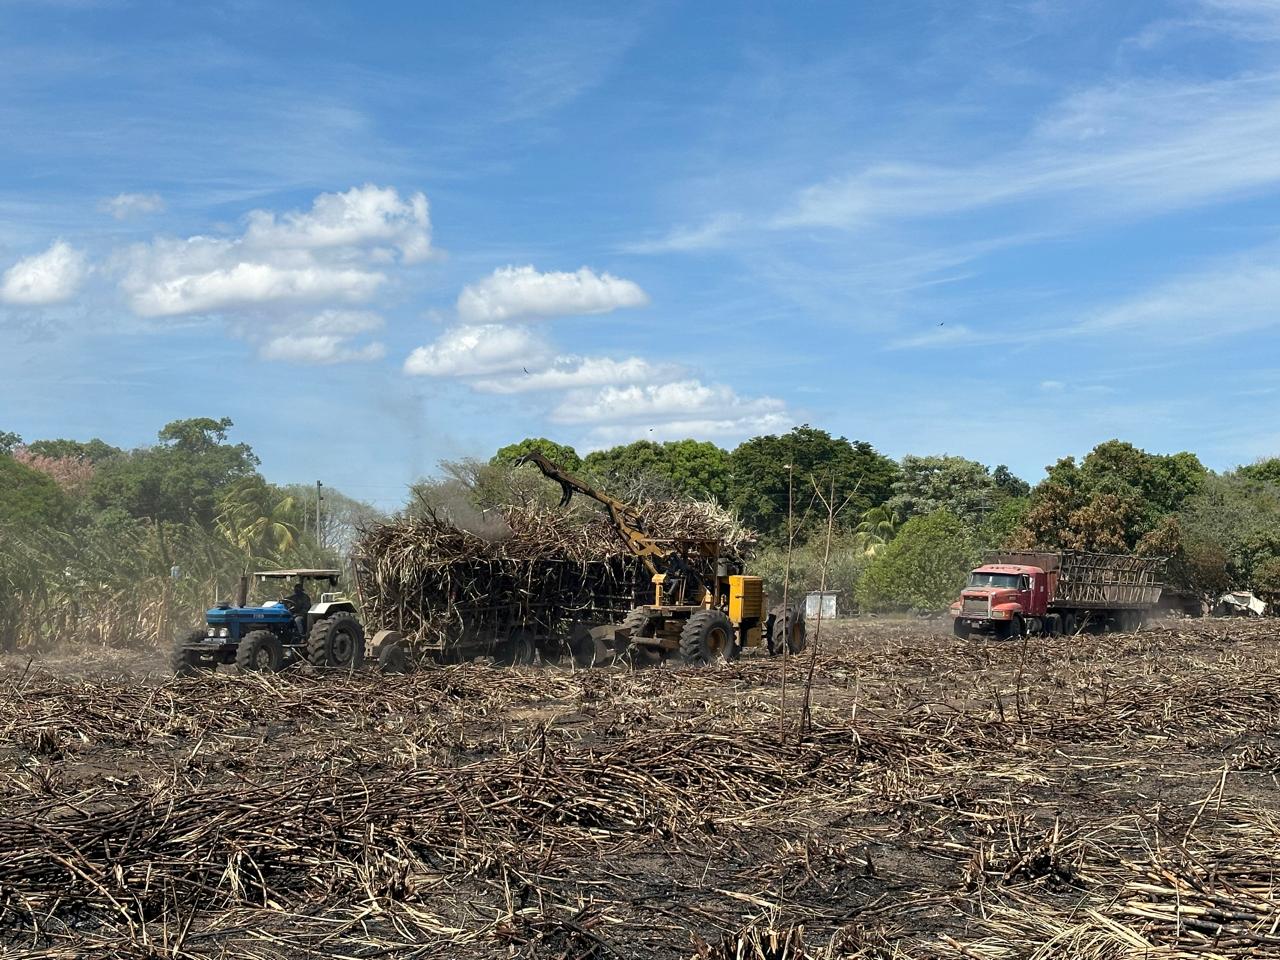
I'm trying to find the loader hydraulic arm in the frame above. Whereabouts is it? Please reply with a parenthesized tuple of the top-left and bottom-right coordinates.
(516, 452, 670, 575)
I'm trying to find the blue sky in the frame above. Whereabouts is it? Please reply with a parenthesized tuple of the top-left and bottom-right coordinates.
(3, 0, 1280, 508)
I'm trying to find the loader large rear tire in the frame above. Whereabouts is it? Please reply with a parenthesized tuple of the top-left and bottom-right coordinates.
(679, 610, 734, 665)
(307, 613, 365, 669)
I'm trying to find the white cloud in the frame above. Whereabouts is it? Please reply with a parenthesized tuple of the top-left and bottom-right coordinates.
(117, 185, 428, 317)
(1040, 380, 1065, 391)
(456, 265, 648, 323)
(552, 378, 786, 426)
(125, 258, 385, 316)
(403, 324, 551, 377)
(99, 193, 165, 220)
(473, 355, 679, 394)
(778, 72, 1280, 231)
(624, 214, 744, 254)
(580, 413, 792, 447)
(886, 324, 974, 350)
(259, 335, 385, 365)
(302, 309, 384, 336)
(0, 240, 87, 305)
(243, 184, 432, 262)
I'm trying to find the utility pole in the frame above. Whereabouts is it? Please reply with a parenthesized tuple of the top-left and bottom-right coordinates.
(316, 481, 324, 550)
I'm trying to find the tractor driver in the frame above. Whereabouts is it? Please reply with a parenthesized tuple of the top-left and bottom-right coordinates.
(284, 580, 312, 636)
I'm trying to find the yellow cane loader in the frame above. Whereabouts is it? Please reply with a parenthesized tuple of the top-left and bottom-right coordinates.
(518, 453, 805, 665)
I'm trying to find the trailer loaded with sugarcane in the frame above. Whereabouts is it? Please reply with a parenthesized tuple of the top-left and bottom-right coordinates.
(950, 550, 1164, 639)
(351, 455, 804, 667)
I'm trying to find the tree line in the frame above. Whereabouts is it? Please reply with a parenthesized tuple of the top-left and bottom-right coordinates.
(4, 419, 1279, 651)
(484, 430, 1280, 614)
(0, 419, 377, 650)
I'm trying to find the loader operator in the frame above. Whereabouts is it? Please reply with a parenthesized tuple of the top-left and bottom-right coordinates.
(284, 581, 312, 636)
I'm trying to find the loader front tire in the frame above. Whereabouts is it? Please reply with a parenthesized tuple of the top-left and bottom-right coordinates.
(679, 610, 734, 665)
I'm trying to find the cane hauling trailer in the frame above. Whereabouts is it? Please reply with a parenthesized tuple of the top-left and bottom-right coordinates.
(950, 551, 1164, 639)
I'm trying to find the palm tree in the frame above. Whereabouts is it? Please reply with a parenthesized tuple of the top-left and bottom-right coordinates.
(853, 504, 900, 557)
(216, 480, 299, 563)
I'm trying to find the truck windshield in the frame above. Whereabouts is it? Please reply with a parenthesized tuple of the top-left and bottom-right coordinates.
(967, 573, 1023, 589)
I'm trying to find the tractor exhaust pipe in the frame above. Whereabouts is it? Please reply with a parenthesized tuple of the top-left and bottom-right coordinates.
(237, 574, 250, 609)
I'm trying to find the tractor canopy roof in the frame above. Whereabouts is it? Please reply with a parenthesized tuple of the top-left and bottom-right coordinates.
(254, 569, 342, 582)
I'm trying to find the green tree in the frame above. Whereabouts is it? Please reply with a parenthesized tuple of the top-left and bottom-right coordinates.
(24, 437, 120, 463)
(857, 511, 980, 613)
(1174, 472, 1280, 589)
(886, 455, 1006, 525)
(583, 439, 731, 502)
(1016, 441, 1207, 551)
(852, 504, 900, 557)
(0, 455, 71, 529)
(0, 431, 21, 454)
(215, 478, 300, 563)
(89, 417, 259, 527)
(1254, 556, 1280, 604)
(491, 438, 582, 472)
(729, 425, 898, 540)
(977, 496, 1030, 550)
(1238, 457, 1280, 488)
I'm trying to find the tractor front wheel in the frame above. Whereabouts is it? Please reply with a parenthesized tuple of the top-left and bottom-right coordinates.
(236, 630, 283, 673)
(679, 610, 734, 665)
(171, 628, 208, 675)
(307, 614, 366, 669)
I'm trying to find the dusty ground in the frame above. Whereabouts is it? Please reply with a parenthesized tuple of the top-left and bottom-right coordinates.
(1, 617, 1278, 959)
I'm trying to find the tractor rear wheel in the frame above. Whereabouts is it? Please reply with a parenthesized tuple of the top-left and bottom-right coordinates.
(768, 604, 807, 655)
(307, 613, 365, 669)
(679, 610, 734, 665)
(170, 628, 208, 675)
(236, 630, 283, 673)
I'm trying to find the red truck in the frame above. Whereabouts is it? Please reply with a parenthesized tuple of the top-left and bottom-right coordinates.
(950, 551, 1164, 639)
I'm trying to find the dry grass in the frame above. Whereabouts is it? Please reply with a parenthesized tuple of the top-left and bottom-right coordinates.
(1, 617, 1278, 958)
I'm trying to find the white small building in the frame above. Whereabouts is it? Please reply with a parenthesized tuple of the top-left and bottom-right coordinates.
(805, 591, 839, 621)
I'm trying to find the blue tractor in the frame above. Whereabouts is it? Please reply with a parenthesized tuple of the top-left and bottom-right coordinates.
(171, 569, 370, 674)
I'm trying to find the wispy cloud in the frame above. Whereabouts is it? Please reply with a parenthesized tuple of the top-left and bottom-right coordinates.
(98, 192, 165, 220)
(779, 72, 1280, 232)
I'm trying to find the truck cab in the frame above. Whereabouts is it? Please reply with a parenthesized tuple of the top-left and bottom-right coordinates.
(950, 562, 1051, 638)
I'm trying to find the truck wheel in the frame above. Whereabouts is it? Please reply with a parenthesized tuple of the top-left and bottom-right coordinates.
(1044, 614, 1061, 637)
(997, 616, 1024, 641)
(679, 610, 734, 665)
(307, 613, 365, 669)
(768, 604, 806, 655)
(494, 627, 536, 666)
(236, 630, 283, 673)
(170, 628, 208, 675)
(952, 619, 971, 640)
(1062, 613, 1077, 636)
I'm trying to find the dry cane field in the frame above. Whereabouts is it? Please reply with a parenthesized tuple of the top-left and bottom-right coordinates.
(1, 617, 1279, 959)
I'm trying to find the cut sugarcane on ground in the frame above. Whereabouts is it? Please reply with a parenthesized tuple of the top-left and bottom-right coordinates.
(2, 617, 1278, 959)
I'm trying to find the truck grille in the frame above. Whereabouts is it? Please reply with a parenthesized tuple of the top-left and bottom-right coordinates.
(962, 597, 989, 616)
